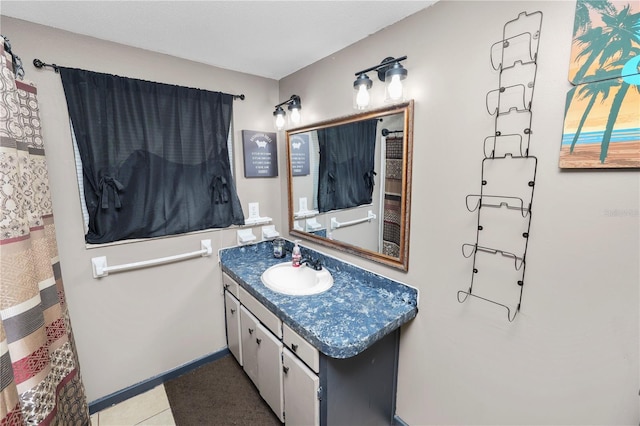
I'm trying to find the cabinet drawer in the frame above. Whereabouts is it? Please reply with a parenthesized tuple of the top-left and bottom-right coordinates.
(283, 323, 319, 374)
(239, 286, 282, 339)
(222, 273, 240, 298)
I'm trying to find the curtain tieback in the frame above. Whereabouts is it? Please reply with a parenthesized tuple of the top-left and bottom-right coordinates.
(327, 172, 336, 193)
(364, 170, 377, 190)
(99, 176, 124, 209)
(212, 176, 229, 204)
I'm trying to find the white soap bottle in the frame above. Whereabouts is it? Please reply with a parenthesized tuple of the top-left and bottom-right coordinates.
(291, 240, 302, 267)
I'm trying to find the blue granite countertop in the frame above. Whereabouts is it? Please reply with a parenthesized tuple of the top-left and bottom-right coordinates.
(219, 241, 418, 359)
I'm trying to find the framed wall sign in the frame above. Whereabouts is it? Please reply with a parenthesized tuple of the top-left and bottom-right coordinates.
(242, 130, 278, 178)
(290, 133, 310, 176)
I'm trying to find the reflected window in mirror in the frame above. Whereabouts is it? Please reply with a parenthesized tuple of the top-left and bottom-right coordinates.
(317, 119, 378, 212)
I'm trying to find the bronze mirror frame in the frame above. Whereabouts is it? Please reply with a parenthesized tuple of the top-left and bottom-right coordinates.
(286, 100, 414, 271)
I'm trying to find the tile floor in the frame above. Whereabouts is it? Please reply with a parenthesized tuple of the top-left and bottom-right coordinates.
(90, 384, 176, 426)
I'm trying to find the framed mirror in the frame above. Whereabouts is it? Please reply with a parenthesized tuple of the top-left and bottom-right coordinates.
(286, 100, 413, 271)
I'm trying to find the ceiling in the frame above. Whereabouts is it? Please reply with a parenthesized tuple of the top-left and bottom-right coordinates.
(1, 1, 437, 80)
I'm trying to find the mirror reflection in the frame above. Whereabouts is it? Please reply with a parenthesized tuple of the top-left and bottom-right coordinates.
(287, 101, 413, 270)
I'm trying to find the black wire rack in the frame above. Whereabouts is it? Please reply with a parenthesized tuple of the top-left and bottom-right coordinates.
(458, 11, 543, 322)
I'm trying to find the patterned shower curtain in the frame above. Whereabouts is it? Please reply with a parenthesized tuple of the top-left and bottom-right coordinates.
(382, 136, 404, 257)
(0, 41, 90, 424)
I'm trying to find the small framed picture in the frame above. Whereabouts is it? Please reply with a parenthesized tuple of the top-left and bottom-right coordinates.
(242, 130, 278, 178)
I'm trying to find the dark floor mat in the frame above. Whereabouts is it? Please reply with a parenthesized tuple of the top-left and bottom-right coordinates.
(164, 354, 282, 425)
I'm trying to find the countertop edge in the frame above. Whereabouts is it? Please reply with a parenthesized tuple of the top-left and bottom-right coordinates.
(221, 262, 418, 359)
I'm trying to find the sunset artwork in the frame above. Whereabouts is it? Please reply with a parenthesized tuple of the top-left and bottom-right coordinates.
(560, 0, 640, 168)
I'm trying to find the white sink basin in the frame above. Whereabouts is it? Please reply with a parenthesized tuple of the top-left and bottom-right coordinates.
(261, 262, 333, 296)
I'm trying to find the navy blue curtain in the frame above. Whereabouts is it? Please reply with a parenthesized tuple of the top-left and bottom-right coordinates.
(317, 119, 378, 212)
(60, 67, 244, 243)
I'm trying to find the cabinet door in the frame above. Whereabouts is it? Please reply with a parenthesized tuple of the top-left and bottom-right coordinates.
(240, 306, 259, 387)
(283, 348, 320, 426)
(224, 291, 242, 365)
(256, 323, 284, 422)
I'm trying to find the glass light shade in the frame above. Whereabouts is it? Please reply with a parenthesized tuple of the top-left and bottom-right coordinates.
(289, 107, 301, 126)
(353, 73, 373, 110)
(273, 107, 286, 130)
(384, 62, 407, 102)
(386, 74, 404, 101)
(288, 96, 302, 126)
(354, 85, 370, 109)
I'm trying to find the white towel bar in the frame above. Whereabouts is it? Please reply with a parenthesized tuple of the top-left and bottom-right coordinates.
(91, 239, 212, 278)
(330, 210, 376, 230)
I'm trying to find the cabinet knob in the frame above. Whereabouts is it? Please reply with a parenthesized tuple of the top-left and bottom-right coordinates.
(291, 343, 298, 352)
(224, 283, 229, 289)
(248, 328, 254, 335)
(283, 366, 289, 374)
(256, 338, 262, 345)
(230, 308, 236, 314)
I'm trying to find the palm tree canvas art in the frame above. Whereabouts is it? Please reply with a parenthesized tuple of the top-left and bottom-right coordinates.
(560, 0, 640, 168)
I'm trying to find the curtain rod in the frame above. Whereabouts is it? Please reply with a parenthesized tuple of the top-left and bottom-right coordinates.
(382, 128, 403, 136)
(32, 58, 246, 100)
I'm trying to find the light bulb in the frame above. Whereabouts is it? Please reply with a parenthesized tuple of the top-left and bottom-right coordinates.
(355, 84, 370, 109)
(290, 108, 301, 125)
(387, 75, 403, 101)
(275, 114, 285, 130)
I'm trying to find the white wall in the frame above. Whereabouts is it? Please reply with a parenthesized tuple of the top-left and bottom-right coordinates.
(0, 17, 283, 402)
(280, 1, 639, 424)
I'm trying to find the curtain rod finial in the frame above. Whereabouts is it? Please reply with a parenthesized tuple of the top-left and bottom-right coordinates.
(33, 58, 59, 73)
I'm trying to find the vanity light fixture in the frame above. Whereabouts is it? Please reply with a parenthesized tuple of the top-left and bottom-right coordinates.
(273, 95, 302, 130)
(353, 56, 408, 109)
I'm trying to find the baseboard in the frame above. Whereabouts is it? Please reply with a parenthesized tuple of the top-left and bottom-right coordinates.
(88, 348, 230, 415)
(393, 414, 410, 426)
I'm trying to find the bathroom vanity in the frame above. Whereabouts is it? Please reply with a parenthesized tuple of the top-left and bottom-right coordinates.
(219, 241, 418, 425)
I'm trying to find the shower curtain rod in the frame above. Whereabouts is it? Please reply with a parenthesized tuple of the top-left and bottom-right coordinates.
(382, 128, 403, 136)
(32, 58, 246, 100)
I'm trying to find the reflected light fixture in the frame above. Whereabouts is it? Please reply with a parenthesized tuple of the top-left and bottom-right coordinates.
(273, 95, 302, 130)
(353, 56, 408, 109)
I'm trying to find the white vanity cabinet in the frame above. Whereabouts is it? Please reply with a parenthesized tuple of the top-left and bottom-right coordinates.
(224, 273, 315, 424)
(255, 322, 284, 421)
(224, 274, 285, 422)
(283, 348, 320, 426)
(239, 306, 260, 386)
(224, 292, 242, 365)
(222, 272, 400, 425)
(239, 305, 285, 420)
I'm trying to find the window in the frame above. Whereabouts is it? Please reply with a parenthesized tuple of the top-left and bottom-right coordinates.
(72, 120, 236, 234)
(60, 67, 244, 244)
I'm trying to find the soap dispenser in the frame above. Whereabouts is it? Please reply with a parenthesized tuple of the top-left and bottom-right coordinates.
(291, 240, 302, 267)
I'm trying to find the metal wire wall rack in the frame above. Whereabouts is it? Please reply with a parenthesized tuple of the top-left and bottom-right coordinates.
(458, 11, 543, 322)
